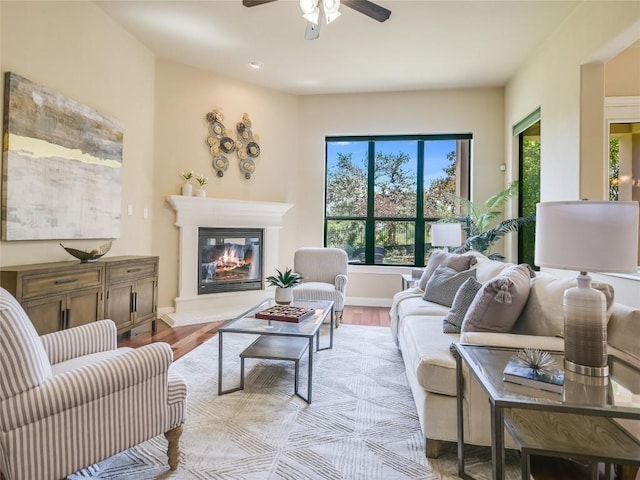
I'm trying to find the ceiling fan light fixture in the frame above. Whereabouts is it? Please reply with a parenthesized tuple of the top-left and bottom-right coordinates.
(323, 0, 341, 23)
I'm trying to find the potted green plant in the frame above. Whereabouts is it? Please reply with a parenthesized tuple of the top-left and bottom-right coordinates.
(444, 181, 535, 260)
(266, 267, 302, 305)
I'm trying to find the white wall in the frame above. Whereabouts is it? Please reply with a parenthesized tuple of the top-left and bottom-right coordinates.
(298, 88, 505, 303)
(505, 1, 640, 203)
(0, 1, 156, 265)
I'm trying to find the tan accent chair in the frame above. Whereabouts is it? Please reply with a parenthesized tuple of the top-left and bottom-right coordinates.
(292, 247, 348, 327)
(0, 287, 187, 480)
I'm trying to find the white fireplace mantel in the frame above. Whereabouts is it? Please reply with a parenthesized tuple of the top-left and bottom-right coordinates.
(165, 196, 293, 326)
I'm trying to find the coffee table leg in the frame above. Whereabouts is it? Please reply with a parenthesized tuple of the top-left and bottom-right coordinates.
(218, 332, 223, 395)
(308, 337, 314, 403)
(491, 403, 505, 480)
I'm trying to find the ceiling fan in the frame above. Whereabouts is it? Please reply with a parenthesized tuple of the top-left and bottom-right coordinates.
(242, 0, 391, 40)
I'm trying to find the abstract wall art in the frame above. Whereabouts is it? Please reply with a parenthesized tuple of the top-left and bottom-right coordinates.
(1, 72, 123, 241)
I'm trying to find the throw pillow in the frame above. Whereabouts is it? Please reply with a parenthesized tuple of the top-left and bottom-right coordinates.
(418, 251, 478, 291)
(442, 277, 483, 333)
(512, 274, 614, 337)
(423, 266, 477, 307)
(461, 264, 531, 333)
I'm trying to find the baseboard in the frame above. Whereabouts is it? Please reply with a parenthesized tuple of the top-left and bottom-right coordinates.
(346, 296, 393, 308)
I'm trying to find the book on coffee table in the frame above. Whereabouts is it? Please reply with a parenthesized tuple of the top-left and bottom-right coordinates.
(255, 305, 315, 323)
(503, 359, 564, 393)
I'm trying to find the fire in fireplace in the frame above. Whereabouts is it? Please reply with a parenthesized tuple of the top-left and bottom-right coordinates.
(198, 228, 263, 294)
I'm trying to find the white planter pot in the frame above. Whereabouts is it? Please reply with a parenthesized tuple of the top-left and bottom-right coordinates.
(197, 187, 206, 198)
(181, 182, 193, 196)
(274, 287, 293, 305)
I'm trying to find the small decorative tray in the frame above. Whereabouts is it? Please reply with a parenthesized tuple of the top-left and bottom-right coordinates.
(255, 305, 315, 323)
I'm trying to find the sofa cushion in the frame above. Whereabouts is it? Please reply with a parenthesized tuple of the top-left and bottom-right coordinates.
(423, 266, 477, 307)
(607, 304, 640, 363)
(418, 250, 478, 290)
(443, 277, 483, 333)
(461, 264, 531, 333)
(396, 295, 451, 319)
(399, 316, 458, 396)
(512, 273, 615, 337)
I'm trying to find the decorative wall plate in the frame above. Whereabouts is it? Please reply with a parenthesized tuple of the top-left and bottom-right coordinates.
(213, 155, 229, 177)
(210, 121, 224, 136)
(220, 137, 236, 153)
(246, 142, 260, 158)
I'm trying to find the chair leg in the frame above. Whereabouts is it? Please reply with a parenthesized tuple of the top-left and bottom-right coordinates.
(335, 310, 341, 328)
(164, 425, 183, 470)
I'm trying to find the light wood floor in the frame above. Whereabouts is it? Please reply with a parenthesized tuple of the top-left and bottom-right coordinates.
(118, 305, 629, 480)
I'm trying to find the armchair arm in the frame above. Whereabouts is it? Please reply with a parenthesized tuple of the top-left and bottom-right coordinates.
(40, 319, 118, 365)
(0, 342, 172, 431)
(335, 274, 348, 293)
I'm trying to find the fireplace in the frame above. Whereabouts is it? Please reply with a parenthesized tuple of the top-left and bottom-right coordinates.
(166, 195, 292, 327)
(198, 228, 263, 294)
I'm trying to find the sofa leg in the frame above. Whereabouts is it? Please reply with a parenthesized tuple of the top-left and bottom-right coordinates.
(425, 438, 442, 458)
(335, 311, 341, 328)
(165, 425, 183, 470)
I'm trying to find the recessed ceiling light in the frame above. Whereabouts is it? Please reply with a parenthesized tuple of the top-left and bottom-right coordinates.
(250, 61, 264, 70)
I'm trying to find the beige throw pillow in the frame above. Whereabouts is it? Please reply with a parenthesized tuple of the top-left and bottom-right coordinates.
(512, 273, 615, 337)
(418, 251, 478, 291)
(461, 264, 531, 333)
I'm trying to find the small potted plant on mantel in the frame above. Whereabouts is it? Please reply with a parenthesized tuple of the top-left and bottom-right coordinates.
(266, 267, 302, 305)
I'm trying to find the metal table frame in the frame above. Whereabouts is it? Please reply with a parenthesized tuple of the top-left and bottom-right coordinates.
(218, 299, 334, 404)
(453, 343, 640, 480)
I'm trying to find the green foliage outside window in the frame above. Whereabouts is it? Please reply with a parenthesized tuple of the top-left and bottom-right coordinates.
(326, 136, 468, 266)
(609, 137, 620, 201)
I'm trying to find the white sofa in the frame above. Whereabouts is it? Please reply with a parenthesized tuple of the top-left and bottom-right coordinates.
(389, 251, 640, 457)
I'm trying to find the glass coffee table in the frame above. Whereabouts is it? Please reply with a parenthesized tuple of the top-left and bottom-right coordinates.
(453, 344, 640, 480)
(217, 299, 334, 403)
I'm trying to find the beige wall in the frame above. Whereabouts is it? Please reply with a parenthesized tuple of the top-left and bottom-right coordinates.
(0, 1, 156, 265)
(152, 60, 300, 309)
(606, 42, 640, 97)
(3, 1, 637, 311)
(505, 2, 640, 203)
(298, 88, 505, 302)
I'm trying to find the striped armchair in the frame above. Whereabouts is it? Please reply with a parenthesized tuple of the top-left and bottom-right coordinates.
(292, 247, 348, 327)
(0, 287, 187, 480)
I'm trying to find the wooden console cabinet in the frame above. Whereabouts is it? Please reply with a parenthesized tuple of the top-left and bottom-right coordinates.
(0, 256, 158, 335)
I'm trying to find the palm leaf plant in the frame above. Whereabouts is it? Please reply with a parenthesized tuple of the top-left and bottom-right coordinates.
(265, 267, 302, 288)
(441, 181, 536, 260)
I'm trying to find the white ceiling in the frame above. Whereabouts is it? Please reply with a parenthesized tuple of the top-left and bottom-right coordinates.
(96, 0, 582, 95)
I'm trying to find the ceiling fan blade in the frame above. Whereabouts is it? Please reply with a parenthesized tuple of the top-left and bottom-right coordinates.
(242, 0, 278, 7)
(341, 0, 391, 22)
(304, 20, 320, 40)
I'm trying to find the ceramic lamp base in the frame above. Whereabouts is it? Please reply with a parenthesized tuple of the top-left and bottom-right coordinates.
(563, 272, 609, 377)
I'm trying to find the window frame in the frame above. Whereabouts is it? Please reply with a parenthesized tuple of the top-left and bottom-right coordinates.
(324, 133, 472, 267)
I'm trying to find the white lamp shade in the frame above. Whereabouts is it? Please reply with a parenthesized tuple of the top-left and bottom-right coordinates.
(535, 201, 639, 273)
(431, 223, 462, 247)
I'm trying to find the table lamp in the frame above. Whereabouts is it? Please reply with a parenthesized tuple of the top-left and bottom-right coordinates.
(535, 200, 639, 377)
(431, 222, 462, 250)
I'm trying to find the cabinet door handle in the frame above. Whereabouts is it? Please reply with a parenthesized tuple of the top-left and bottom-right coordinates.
(55, 278, 78, 285)
(62, 308, 70, 329)
(133, 292, 138, 312)
(127, 268, 142, 273)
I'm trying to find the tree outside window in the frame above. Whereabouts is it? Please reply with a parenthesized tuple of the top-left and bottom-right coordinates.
(325, 135, 471, 266)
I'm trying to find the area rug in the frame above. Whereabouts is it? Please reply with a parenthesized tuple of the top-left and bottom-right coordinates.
(70, 325, 522, 479)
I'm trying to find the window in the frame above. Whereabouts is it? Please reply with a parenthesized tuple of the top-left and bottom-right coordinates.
(514, 108, 540, 269)
(325, 135, 471, 266)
